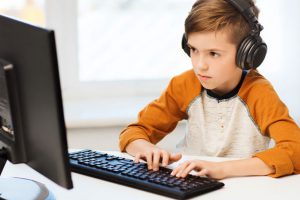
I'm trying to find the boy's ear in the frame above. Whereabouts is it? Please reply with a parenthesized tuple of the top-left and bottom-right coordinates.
(181, 34, 190, 57)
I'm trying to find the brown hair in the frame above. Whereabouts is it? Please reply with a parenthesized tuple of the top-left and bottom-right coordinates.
(185, 0, 259, 45)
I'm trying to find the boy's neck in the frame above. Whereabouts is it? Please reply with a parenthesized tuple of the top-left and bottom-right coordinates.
(207, 70, 247, 101)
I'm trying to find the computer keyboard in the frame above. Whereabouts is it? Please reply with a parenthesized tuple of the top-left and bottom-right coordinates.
(69, 150, 224, 200)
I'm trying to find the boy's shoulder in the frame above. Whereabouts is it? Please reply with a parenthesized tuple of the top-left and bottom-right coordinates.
(170, 69, 202, 94)
(239, 70, 278, 100)
(171, 69, 199, 86)
(167, 69, 202, 107)
(174, 69, 196, 78)
(244, 70, 272, 88)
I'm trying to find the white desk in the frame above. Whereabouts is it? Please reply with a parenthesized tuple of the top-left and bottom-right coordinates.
(1, 151, 300, 200)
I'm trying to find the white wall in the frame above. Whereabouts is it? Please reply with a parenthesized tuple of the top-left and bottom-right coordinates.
(256, 0, 300, 125)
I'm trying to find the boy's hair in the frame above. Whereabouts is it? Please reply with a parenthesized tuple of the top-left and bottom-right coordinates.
(185, 0, 259, 46)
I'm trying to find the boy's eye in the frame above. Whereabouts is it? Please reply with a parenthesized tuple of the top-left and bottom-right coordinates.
(210, 52, 220, 57)
(190, 47, 197, 53)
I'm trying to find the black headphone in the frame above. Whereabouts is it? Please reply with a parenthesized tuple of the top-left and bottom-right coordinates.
(181, 0, 267, 70)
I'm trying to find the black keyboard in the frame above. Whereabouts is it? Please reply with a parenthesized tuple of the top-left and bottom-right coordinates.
(69, 150, 224, 200)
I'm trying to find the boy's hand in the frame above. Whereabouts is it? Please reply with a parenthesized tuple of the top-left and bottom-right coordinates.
(125, 139, 182, 171)
(171, 157, 275, 179)
(171, 160, 226, 179)
(134, 149, 182, 171)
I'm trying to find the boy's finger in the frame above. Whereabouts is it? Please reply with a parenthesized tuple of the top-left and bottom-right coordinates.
(171, 161, 188, 176)
(180, 162, 195, 178)
(146, 152, 153, 170)
(134, 153, 141, 163)
(170, 153, 182, 163)
(161, 151, 170, 167)
(172, 161, 190, 177)
(171, 166, 181, 176)
(152, 151, 161, 171)
(197, 168, 208, 177)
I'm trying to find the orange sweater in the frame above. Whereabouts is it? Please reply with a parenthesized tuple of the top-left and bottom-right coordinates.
(119, 69, 300, 177)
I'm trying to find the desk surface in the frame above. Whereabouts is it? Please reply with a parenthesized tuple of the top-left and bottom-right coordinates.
(2, 150, 300, 200)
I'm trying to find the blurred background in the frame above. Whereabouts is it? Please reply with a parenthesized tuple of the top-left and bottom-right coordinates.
(1, 0, 299, 151)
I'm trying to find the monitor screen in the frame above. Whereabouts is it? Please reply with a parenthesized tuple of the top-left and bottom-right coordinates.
(0, 14, 73, 189)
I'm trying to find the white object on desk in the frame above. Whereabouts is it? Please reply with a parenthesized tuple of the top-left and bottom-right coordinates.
(1, 151, 300, 200)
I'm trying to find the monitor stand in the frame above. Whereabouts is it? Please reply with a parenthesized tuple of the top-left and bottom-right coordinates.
(0, 150, 55, 200)
(0, 177, 55, 200)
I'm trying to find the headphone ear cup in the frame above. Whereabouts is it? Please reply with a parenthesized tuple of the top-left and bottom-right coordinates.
(238, 35, 267, 69)
(181, 34, 190, 57)
(247, 37, 267, 68)
(237, 36, 253, 70)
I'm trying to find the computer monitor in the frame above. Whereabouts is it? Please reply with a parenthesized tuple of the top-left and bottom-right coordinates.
(0, 14, 73, 191)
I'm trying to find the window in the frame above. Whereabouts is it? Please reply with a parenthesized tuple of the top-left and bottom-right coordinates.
(44, 0, 196, 127)
(46, 0, 194, 101)
(78, 0, 193, 82)
(0, 0, 45, 26)
(2, 0, 300, 126)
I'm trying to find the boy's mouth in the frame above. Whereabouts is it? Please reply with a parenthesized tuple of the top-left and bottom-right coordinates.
(198, 74, 212, 81)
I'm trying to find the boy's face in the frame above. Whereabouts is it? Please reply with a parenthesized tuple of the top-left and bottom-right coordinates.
(187, 30, 243, 95)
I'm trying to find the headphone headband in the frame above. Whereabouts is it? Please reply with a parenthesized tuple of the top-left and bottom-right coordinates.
(226, 0, 263, 35)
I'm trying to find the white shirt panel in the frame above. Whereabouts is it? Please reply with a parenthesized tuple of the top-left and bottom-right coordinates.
(176, 90, 270, 158)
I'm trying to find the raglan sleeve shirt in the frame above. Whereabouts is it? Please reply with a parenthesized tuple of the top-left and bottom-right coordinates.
(119, 69, 300, 178)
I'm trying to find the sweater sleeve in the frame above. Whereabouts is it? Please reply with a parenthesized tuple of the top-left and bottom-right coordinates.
(119, 70, 200, 152)
(242, 72, 300, 177)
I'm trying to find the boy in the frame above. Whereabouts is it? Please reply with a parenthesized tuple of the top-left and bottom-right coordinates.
(119, 0, 300, 179)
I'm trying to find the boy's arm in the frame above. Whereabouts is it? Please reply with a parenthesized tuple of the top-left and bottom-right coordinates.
(119, 86, 185, 152)
(241, 75, 300, 177)
(254, 120, 300, 177)
(222, 157, 275, 177)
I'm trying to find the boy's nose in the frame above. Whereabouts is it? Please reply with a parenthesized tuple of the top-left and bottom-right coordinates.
(194, 56, 208, 71)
